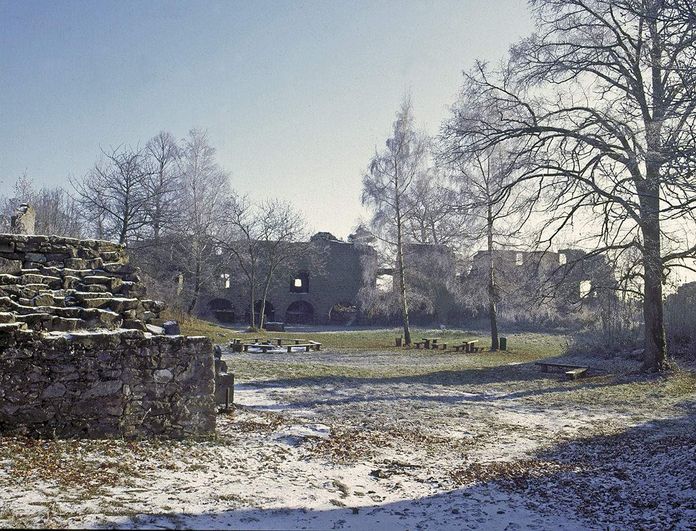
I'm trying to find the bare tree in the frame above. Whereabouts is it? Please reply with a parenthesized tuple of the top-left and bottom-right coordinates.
(442, 100, 536, 350)
(362, 98, 429, 345)
(72, 145, 153, 244)
(179, 129, 230, 315)
(144, 131, 182, 243)
(219, 196, 307, 330)
(218, 195, 264, 329)
(455, 0, 696, 371)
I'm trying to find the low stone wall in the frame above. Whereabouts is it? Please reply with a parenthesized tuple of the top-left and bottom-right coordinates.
(0, 326, 215, 439)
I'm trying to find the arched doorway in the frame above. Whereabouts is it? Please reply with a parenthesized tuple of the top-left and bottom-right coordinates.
(254, 300, 275, 323)
(285, 300, 315, 324)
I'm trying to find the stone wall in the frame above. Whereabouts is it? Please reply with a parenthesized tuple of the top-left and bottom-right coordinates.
(0, 329, 214, 438)
(0, 233, 217, 439)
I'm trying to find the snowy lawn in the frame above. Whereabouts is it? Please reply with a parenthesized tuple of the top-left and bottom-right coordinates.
(1, 330, 694, 529)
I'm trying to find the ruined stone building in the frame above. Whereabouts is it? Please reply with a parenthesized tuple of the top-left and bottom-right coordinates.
(203, 232, 378, 325)
(465, 248, 617, 319)
(200, 231, 616, 326)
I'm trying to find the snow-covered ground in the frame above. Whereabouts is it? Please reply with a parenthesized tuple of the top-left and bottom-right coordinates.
(1, 347, 694, 529)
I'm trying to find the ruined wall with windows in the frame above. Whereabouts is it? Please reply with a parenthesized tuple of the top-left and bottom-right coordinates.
(465, 248, 617, 325)
(201, 233, 378, 325)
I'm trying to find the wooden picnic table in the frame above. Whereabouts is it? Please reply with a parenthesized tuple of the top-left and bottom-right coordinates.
(422, 337, 439, 349)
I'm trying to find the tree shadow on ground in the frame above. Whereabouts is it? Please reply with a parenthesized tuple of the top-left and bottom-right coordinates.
(100, 477, 582, 530)
(237, 362, 639, 407)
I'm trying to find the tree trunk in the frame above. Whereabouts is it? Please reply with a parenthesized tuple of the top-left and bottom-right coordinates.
(641, 216, 667, 371)
(249, 278, 256, 329)
(395, 190, 411, 345)
(187, 252, 202, 315)
(487, 204, 499, 351)
(638, 174, 667, 371)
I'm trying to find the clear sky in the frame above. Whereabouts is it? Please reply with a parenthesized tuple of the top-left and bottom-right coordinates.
(0, 0, 533, 238)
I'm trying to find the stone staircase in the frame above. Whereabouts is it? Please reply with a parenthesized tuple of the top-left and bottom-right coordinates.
(0, 234, 166, 334)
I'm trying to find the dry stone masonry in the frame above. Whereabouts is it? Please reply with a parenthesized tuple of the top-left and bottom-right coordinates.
(0, 234, 216, 439)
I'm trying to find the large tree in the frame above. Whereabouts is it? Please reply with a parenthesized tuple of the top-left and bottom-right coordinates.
(362, 98, 430, 346)
(453, 0, 696, 371)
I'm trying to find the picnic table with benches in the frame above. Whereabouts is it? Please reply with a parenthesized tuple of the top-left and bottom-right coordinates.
(453, 340, 481, 353)
(230, 337, 322, 353)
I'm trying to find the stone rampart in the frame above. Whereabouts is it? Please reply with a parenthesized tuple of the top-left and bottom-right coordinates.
(0, 233, 217, 439)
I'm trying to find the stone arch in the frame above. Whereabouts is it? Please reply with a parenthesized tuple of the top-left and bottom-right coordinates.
(285, 300, 315, 324)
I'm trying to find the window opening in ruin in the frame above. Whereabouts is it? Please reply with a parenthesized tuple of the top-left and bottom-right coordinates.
(579, 280, 592, 298)
(559, 253, 567, 265)
(290, 271, 309, 293)
(220, 273, 230, 289)
(376, 273, 393, 292)
(515, 252, 524, 266)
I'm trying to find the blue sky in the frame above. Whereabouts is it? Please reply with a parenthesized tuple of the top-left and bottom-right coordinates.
(0, 0, 533, 238)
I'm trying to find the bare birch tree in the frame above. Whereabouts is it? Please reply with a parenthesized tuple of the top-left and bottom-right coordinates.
(144, 131, 182, 243)
(362, 98, 429, 345)
(179, 129, 230, 315)
(442, 101, 536, 350)
(454, 0, 696, 371)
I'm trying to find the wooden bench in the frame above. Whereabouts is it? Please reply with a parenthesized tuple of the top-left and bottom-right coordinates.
(286, 341, 321, 353)
(422, 338, 438, 349)
(565, 367, 588, 380)
(536, 362, 590, 380)
(244, 343, 277, 353)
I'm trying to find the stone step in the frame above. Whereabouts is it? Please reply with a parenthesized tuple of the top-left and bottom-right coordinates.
(0, 312, 16, 323)
(122, 319, 147, 332)
(48, 316, 86, 332)
(0, 322, 27, 332)
(79, 308, 122, 329)
(82, 275, 123, 292)
(0, 273, 21, 285)
(118, 281, 146, 298)
(76, 283, 110, 293)
(70, 290, 114, 299)
(15, 312, 53, 329)
(20, 274, 62, 288)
